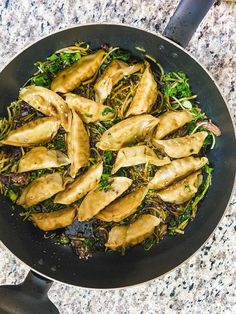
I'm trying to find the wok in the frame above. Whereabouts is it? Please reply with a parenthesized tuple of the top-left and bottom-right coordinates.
(0, 0, 235, 313)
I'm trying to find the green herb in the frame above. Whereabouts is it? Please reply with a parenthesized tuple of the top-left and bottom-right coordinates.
(99, 174, 112, 191)
(191, 165, 213, 210)
(47, 130, 66, 151)
(142, 235, 156, 251)
(103, 151, 113, 165)
(169, 165, 213, 235)
(32, 73, 51, 87)
(41, 198, 63, 212)
(29, 52, 81, 87)
(82, 239, 93, 249)
(112, 50, 130, 62)
(190, 107, 206, 121)
(186, 107, 206, 134)
(102, 107, 115, 116)
(84, 113, 93, 118)
(204, 133, 213, 147)
(100, 63, 108, 71)
(162, 71, 191, 98)
(29, 169, 49, 181)
(59, 234, 71, 245)
(8, 189, 18, 202)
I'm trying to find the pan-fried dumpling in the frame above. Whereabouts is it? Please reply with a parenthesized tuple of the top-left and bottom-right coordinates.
(51, 50, 105, 93)
(111, 145, 170, 174)
(18, 147, 70, 173)
(17, 173, 65, 208)
(65, 93, 114, 123)
(54, 162, 103, 204)
(97, 187, 148, 222)
(149, 156, 208, 190)
(105, 225, 128, 250)
(19, 86, 71, 132)
(156, 171, 203, 204)
(0, 117, 60, 147)
(126, 214, 161, 246)
(78, 177, 132, 221)
(31, 207, 76, 231)
(152, 131, 208, 158)
(154, 110, 194, 139)
(96, 114, 158, 151)
(125, 63, 157, 117)
(94, 60, 142, 103)
(105, 214, 161, 250)
(68, 110, 89, 178)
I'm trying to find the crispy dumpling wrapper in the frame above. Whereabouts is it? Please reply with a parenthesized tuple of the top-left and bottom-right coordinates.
(105, 225, 128, 250)
(154, 110, 194, 139)
(51, 50, 105, 93)
(0, 117, 60, 147)
(105, 214, 161, 250)
(17, 173, 65, 208)
(54, 162, 103, 205)
(96, 114, 158, 151)
(126, 214, 161, 246)
(18, 147, 70, 173)
(94, 60, 142, 103)
(152, 131, 208, 158)
(157, 171, 203, 204)
(68, 110, 90, 178)
(19, 86, 71, 132)
(65, 93, 114, 123)
(149, 156, 208, 190)
(125, 63, 157, 117)
(78, 177, 132, 221)
(31, 207, 76, 231)
(97, 186, 148, 222)
(111, 145, 170, 174)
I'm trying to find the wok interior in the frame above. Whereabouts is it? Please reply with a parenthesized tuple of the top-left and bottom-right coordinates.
(0, 25, 234, 288)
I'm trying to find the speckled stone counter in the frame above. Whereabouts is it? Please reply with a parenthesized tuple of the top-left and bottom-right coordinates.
(0, 1, 235, 313)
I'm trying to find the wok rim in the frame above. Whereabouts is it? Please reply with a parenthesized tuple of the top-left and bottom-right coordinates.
(0, 22, 235, 290)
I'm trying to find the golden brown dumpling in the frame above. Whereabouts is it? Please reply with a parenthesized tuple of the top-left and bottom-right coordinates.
(105, 225, 128, 250)
(54, 162, 103, 205)
(67, 110, 90, 178)
(126, 214, 161, 246)
(105, 214, 161, 250)
(17, 173, 65, 208)
(157, 171, 203, 204)
(65, 93, 114, 123)
(96, 114, 158, 151)
(51, 50, 105, 93)
(111, 145, 170, 174)
(97, 187, 148, 222)
(19, 86, 71, 132)
(94, 60, 142, 103)
(149, 156, 208, 190)
(18, 147, 70, 173)
(154, 110, 194, 139)
(125, 63, 157, 117)
(152, 131, 208, 158)
(0, 117, 60, 147)
(78, 177, 132, 221)
(31, 207, 76, 231)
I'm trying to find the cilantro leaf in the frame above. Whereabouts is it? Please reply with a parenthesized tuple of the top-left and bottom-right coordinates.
(99, 174, 112, 191)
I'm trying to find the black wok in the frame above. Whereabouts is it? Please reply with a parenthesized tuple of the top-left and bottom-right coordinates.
(0, 1, 235, 313)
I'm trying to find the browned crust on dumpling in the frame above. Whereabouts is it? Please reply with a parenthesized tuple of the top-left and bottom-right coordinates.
(0, 117, 60, 147)
(31, 207, 76, 231)
(51, 50, 105, 93)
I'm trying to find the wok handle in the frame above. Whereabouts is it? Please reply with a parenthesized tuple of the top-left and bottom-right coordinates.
(163, 0, 215, 48)
(0, 270, 59, 314)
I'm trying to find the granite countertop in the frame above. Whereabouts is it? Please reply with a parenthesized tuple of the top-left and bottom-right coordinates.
(0, 0, 235, 313)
